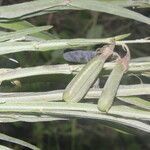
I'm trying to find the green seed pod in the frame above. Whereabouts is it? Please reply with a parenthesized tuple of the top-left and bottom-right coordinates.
(63, 43, 115, 103)
(98, 45, 130, 112)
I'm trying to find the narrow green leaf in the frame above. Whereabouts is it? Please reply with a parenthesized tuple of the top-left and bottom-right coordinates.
(0, 31, 8, 36)
(97, 0, 150, 8)
(0, 21, 54, 40)
(0, 61, 149, 83)
(114, 33, 131, 41)
(0, 114, 66, 122)
(118, 96, 150, 110)
(0, 85, 149, 103)
(0, 133, 39, 150)
(0, 112, 66, 122)
(48, 109, 150, 133)
(13, 1, 150, 20)
(0, 0, 149, 23)
(131, 57, 150, 62)
(69, 0, 150, 25)
(0, 20, 35, 30)
(0, 34, 129, 55)
(0, 102, 149, 120)
(142, 72, 150, 77)
(0, 0, 66, 19)
(0, 25, 52, 42)
(0, 145, 13, 150)
(109, 105, 150, 120)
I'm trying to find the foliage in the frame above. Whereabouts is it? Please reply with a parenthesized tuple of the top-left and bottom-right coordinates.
(0, 0, 149, 149)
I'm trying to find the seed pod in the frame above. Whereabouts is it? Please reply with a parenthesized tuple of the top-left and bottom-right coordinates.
(63, 43, 115, 103)
(98, 44, 130, 112)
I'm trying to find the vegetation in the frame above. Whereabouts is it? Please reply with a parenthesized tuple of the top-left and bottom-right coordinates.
(0, 0, 149, 149)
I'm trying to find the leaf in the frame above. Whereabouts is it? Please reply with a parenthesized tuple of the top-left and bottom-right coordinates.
(0, 0, 66, 19)
(16, 2, 150, 20)
(0, 98, 149, 132)
(0, 133, 39, 150)
(0, 0, 149, 23)
(0, 114, 67, 122)
(0, 145, 13, 150)
(0, 20, 35, 30)
(0, 25, 52, 42)
(0, 33, 130, 55)
(118, 96, 150, 110)
(0, 102, 149, 120)
(0, 21, 54, 40)
(131, 56, 150, 62)
(0, 62, 149, 83)
(97, 0, 150, 8)
(48, 109, 150, 133)
(142, 72, 150, 77)
(0, 85, 149, 103)
(69, 0, 150, 25)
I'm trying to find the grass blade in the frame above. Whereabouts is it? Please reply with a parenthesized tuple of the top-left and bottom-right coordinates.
(0, 133, 39, 150)
(69, 0, 150, 25)
(47, 109, 150, 133)
(0, 102, 149, 120)
(97, 0, 150, 8)
(0, 21, 55, 40)
(0, 33, 129, 55)
(142, 72, 150, 77)
(0, 145, 13, 150)
(0, 61, 149, 83)
(0, 85, 149, 102)
(0, 25, 52, 42)
(0, 0, 67, 19)
(118, 96, 150, 110)
(0, 84, 150, 104)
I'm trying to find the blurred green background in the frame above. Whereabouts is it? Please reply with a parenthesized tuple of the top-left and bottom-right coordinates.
(0, 0, 149, 150)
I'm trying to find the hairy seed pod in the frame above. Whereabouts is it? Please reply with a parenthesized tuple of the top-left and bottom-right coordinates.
(63, 43, 115, 103)
(98, 45, 130, 112)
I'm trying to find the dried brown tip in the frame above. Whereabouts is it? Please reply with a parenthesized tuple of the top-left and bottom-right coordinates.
(120, 44, 131, 72)
(96, 41, 115, 56)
